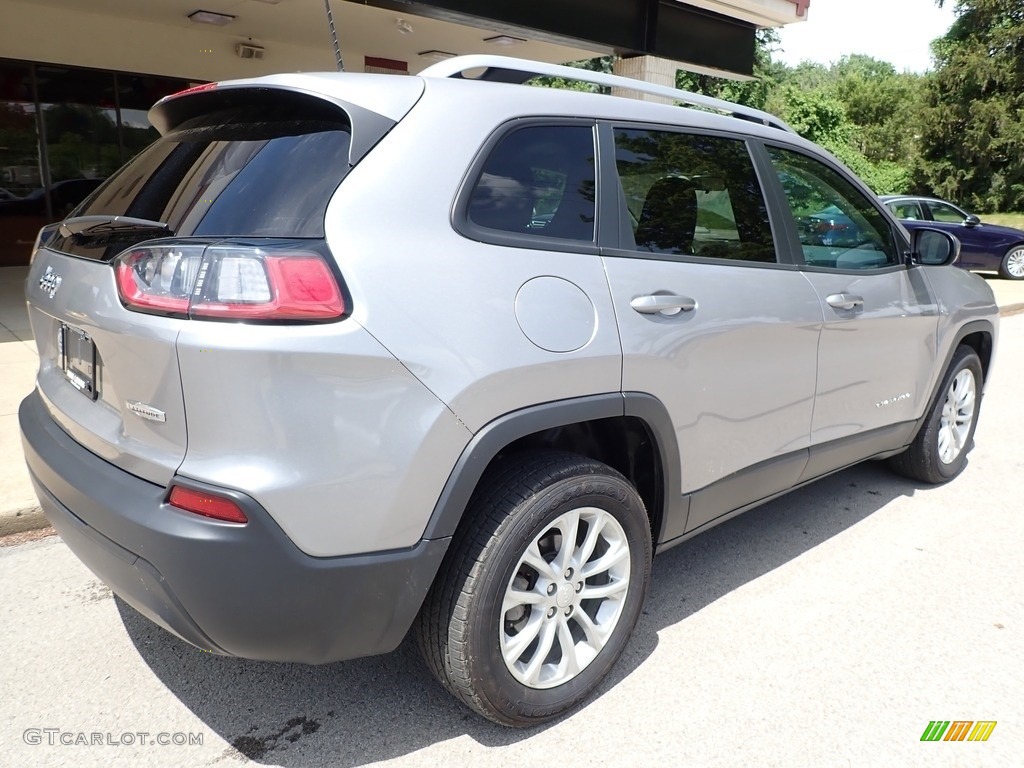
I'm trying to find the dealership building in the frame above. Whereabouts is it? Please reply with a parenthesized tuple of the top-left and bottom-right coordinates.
(0, 0, 809, 266)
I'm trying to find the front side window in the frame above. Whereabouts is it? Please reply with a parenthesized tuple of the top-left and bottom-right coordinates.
(466, 125, 596, 242)
(927, 200, 968, 223)
(767, 146, 899, 270)
(614, 129, 776, 263)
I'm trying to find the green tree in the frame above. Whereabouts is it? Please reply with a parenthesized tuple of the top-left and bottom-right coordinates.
(831, 55, 924, 168)
(771, 82, 912, 194)
(916, 0, 1024, 210)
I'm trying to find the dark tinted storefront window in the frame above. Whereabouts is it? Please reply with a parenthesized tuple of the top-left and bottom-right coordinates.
(0, 60, 43, 266)
(36, 64, 120, 214)
(0, 58, 189, 267)
(118, 74, 188, 159)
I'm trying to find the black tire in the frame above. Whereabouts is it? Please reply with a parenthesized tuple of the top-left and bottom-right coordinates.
(889, 345, 983, 484)
(416, 451, 652, 727)
(998, 244, 1024, 280)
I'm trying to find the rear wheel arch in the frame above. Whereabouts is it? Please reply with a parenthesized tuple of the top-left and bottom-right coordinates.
(421, 393, 680, 548)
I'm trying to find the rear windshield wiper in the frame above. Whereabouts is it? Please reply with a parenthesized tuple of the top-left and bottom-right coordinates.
(59, 215, 174, 245)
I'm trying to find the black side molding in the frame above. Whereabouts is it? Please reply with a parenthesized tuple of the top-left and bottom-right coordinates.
(421, 392, 684, 544)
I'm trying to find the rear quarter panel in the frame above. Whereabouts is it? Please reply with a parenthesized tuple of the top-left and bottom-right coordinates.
(323, 82, 623, 433)
(175, 320, 472, 557)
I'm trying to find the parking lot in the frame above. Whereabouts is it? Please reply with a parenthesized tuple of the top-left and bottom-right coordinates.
(1, 305, 1020, 766)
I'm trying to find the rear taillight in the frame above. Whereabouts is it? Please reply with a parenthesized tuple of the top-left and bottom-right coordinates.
(114, 243, 344, 321)
(169, 486, 248, 524)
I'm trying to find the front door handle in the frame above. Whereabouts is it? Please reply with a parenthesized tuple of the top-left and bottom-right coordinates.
(826, 293, 864, 311)
(631, 294, 696, 315)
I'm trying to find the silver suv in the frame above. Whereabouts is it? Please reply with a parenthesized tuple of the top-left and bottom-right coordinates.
(19, 56, 998, 727)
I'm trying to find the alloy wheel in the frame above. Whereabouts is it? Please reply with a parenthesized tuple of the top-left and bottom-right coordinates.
(938, 369, 976, 464)
(1006, 248, 1024, 278)
(500, 506, 630, 689)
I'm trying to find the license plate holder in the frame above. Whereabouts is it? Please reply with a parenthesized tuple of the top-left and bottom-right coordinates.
(59, 324, 97, 400)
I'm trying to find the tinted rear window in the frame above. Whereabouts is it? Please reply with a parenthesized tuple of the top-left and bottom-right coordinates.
(73, 105, 351, 240)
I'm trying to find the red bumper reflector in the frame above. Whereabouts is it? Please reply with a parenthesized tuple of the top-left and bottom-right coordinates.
(169, 486, 248, 523)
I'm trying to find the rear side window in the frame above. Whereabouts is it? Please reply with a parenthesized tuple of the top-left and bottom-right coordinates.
(72, 105, 352, 240)
(888, 200, 924, 220)
(614, 129, 776, 263)
(465, 125, 596, 242)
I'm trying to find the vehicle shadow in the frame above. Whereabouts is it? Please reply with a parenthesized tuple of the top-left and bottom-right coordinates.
(118, 460, 927, 765)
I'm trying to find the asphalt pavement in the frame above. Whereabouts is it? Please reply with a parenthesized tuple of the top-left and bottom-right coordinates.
(0, 288, 1021, 766)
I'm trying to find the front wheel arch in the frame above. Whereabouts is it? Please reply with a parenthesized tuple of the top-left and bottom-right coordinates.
(890, 344, 983, 483)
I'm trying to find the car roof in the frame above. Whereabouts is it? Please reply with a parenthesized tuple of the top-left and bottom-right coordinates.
(879, 195, 958, 205)
(155, 55, 800, 144)
(149, 55, 844, 181)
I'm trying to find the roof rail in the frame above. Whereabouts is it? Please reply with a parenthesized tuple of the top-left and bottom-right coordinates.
(418, 55, 794, 133)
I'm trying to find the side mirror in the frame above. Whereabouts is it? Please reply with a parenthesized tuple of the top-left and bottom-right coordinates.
(911, 228, 961, 267)
(964, 214, 981, 227)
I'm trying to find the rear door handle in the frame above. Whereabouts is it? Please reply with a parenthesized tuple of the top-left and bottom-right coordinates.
(826, 293, 864, 311)
(630, 294, 696, 315)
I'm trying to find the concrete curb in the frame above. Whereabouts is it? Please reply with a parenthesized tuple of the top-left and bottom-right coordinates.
(999, 302, 1024, 317)
(0, 503, 47, 537)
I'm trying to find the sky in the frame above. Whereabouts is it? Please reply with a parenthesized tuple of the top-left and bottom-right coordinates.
(775, 0, 959, 73)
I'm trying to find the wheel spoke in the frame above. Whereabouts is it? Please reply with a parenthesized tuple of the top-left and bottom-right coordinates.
(937, 427, 952, 462)
(502, 585, 547, 615)
(572, 606, 611, 652)
(580, 578, 629, 601)
(522, 541, 559, 581)
(554, 509, 581, 575)
(581, 539, 629, 579)
(503, 611, 545, 663)
(555, 616, 580, 678)
(522, 619, 558, 685)
(575, 513, 607, 569)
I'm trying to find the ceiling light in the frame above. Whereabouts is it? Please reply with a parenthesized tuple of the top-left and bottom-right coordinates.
(418, 50, 457, 62)
(484, 34, 527, 46)
(188, 10, 236, 26)
(396, 18, 414, 35)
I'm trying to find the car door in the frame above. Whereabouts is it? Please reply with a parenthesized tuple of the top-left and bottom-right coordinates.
(758, 144, 939, 478)
(599, 125, 822, 540)
(923, 199, 991, 270)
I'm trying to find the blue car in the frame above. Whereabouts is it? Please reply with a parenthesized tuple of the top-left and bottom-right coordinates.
(881, 195, 1024, 280)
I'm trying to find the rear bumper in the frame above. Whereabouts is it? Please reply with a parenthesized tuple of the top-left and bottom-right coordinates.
(19, 389, 449, 664)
